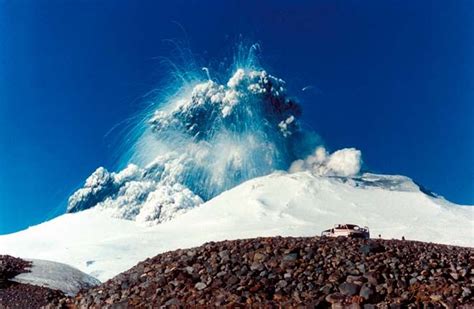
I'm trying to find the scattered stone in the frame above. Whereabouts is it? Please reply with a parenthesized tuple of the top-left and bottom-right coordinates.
(325, 292, 346, 304)
(253, 252, 265, 262)
(360, 242, 385, 255)
(250, 262, 264, 271)
(283, 253, 298, 261)
(194, 282, 207, 290)
(339, 282, 360, 296)
(276, 280, 288, 289)
(462, 287, 472, 298)
(164, 298, 181, 306)
(56, 237, 473, 307)
(364, 272, 379, 285)
(360, 284, 374, 300)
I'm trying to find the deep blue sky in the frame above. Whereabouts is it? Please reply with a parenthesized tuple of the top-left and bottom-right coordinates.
(1, 0, 473, 234)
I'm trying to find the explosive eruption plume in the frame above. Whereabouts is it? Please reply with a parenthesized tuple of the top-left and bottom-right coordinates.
(67, 46, 361, 224)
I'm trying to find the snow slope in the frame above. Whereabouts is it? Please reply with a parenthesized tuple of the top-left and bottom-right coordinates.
(0, 172, 472, 282)
(11, 259, 100, 296)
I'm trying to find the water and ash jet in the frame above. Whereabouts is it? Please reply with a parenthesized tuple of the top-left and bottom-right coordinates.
(67, 47, 360, 224)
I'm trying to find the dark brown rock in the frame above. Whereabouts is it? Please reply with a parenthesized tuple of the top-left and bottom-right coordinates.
(325, 292, 346, 304)
(53, 236, 473, 308)
(359, 283, 374, 301)
(338, 282, 360, 296)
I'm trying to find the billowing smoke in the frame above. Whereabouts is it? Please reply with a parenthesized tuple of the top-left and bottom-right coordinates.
(289, 146, 362, 177)
(137, 68, 308, 201)
(67, 48, 362, 224)
(67, 53, 320, 222)
(68, 165, 202, 224)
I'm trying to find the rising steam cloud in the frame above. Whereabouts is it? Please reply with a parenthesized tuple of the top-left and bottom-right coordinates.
(289, 146, 362, 177)
(67, 47, 362, 223)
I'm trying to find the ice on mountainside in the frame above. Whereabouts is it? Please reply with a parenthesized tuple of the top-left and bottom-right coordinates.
(349, 173, 422, 192)
(11, 259, 100, 296)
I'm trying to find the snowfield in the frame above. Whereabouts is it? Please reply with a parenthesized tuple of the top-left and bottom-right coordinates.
(10, 259, 100, 296)
(0, 171, 472, 282)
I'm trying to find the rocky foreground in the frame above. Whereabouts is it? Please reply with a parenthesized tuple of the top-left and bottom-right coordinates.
(59, 236, 473, 308)
(0, 255, 65, 309)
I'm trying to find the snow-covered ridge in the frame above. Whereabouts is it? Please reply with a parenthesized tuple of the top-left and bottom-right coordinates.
(1, 171, 472, 282)
(339, 173, 422, 192)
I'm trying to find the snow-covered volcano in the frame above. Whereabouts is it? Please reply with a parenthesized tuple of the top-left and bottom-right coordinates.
(64, 63, 363, 226)
(0, 171, 472, 282)
(1, 54, 472, 284)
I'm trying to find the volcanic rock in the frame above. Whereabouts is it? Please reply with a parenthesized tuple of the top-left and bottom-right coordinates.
(56, 237, 473, 307)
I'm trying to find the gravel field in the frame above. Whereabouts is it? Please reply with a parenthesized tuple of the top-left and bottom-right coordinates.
(59, 236, 473, 308)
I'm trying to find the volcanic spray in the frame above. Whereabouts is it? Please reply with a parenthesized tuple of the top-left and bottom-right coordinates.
(67, 51, 362, 224)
